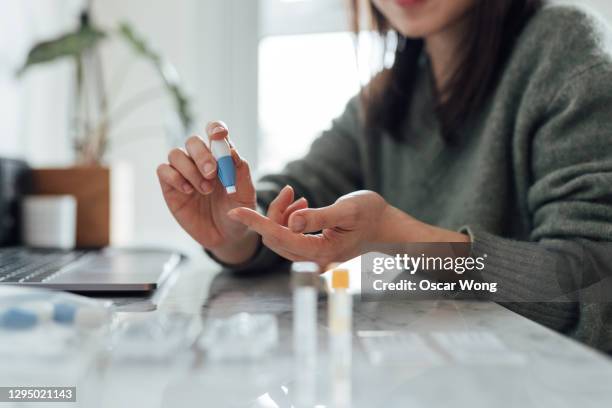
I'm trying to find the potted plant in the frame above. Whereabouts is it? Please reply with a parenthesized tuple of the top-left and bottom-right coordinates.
(17, 6, 193, 247)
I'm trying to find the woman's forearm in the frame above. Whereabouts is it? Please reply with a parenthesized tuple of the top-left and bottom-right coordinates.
(378, 205, 471, 243)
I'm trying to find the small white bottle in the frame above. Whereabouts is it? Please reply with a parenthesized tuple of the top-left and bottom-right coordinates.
(291, 262, 319, 406)
(292, 262, 319, 356)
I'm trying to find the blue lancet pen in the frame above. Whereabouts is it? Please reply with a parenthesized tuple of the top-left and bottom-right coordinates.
(210, 138, 237, 194)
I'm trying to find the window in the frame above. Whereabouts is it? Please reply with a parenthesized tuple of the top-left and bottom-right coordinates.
(258, 32, 361, 174)
(257, 0, 361, 174)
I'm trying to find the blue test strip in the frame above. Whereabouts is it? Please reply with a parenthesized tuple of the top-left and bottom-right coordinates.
(0, 308, 38, 330)
(53, 303, 78, 324)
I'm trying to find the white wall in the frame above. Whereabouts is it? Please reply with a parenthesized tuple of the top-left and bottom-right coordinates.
(0, 0, 81, 163)
(91, 0, 203, 255)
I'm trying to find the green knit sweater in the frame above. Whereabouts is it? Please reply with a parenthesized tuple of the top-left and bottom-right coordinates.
(226, 5, 612, 351)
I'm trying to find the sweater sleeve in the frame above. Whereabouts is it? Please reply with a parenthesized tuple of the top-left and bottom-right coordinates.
(216, 96, 365, 273)
(463, 64, 612, 351)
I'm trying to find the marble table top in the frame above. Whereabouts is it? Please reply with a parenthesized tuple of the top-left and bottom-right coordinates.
(1, 255, 611, 408)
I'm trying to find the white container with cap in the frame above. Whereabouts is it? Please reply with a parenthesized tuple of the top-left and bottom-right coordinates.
(21, 195, 77, 249)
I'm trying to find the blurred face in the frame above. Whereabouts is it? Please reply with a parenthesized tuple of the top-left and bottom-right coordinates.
(371, 0, 478, 38)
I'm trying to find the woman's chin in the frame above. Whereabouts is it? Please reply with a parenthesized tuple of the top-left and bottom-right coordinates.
(396, 24, 436, 39)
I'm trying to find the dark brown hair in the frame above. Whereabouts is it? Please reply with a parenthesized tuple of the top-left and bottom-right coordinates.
(350, 0, 543, 140)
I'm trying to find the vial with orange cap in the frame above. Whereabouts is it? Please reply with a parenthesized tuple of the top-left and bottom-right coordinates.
(329, 268, 352, 407)
(330, 268, 351, 334)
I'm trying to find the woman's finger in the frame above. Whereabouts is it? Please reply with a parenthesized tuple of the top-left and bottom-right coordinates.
(227, 207, 287, 236)
(227, 207, 308, 248)
(206, 120, 229, 142)
(288, 200, 356, 233)
(267, 185, 294, 224)
(266, 233, 330, 264)
(156, 163, 194, 195)
(230, 148, 256, 201)
(185, 134, 217, 181)
(168, 147, 212, 195)
(228, 207, 327, 260)
(282, 197, 308, 226)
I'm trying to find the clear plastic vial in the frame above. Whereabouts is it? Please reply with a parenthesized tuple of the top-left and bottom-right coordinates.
(292, 262, 319, 357)
(330, 269, 351, 357)
(329, 268, 352, 408)
(291, 261, 320, 406)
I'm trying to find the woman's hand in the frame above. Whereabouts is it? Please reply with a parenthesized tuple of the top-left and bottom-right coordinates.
(157, 121, 260, 264)
(227, 190, 469, 266)
(157, 121, 309, 265)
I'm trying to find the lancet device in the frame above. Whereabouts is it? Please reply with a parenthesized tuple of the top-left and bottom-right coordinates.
(210, 138, 237, 194)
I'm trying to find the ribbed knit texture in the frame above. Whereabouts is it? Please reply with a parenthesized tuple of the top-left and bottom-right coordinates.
(217, 5, 612, 352)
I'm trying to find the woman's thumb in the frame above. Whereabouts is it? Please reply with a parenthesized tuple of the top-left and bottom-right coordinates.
(231, 148, 252, 188)
(288, 203, 350, 233)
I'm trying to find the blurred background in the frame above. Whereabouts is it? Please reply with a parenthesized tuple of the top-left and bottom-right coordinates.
(1, 0, 611, 256)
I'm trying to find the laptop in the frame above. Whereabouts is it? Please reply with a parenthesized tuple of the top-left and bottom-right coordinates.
(0, 247, 182, 293)
(0, 158, 182, 293)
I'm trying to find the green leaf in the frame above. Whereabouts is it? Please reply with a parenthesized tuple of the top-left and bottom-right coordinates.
(117, 21, 194, 130)
(17, 25, 106, 76)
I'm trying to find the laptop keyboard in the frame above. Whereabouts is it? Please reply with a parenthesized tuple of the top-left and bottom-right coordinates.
(0, 248, 86, 283)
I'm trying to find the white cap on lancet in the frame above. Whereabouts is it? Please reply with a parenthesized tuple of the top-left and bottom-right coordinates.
(210, 138, 231, 158)
(225, 186, 236, 194)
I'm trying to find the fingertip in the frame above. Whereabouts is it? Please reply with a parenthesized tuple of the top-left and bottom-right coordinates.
(281, 184, 294, 198)
(183, 183, 194, 194)
(201, 181, 213, 195)
(272, 185, 291, 205)
(288, 213, 306, 233)
(206, 121, 229, 140)
(229, 206, 252, 217)
(227, 208, 240, 220)
(209, 130, 227, 141)
(203, 161, 217, 179)
(185, 134, 205, 149)
(206, 120, 228, 132)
